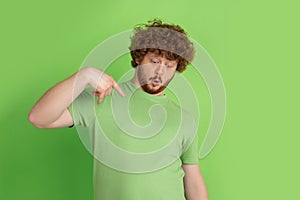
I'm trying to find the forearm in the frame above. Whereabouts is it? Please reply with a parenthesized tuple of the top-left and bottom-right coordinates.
(185, 181, 209, 200)
(183, 164, 209, 200)
(29, 69, 88, 126)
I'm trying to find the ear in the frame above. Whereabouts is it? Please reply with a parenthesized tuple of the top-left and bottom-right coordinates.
(135, 59, 140, 65)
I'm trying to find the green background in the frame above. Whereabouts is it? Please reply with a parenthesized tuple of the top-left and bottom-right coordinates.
(1, 0, 299, 199)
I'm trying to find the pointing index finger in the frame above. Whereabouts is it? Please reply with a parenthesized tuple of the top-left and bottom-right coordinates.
(112, 79, 125, 96)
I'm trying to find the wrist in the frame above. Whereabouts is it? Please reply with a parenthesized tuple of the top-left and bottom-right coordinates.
(76, 67, 92, 86)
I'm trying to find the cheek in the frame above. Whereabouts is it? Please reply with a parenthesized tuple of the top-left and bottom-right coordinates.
(138, 66, 153, 79)
(141, 66, 155, 75)
(162, 70, 175, 80)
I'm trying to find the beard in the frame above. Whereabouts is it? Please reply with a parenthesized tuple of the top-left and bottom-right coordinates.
(138, 75, 174, 95)
(140, 84, 166, 94)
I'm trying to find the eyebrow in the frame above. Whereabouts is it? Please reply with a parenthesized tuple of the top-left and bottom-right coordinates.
(150, 55, 177, 64)
(150, 54, 161, 59)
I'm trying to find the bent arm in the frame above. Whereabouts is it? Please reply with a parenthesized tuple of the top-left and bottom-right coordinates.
(28, 69, 89, 128)
(182, 164, 209, 200)
(28, 67, 124, 128)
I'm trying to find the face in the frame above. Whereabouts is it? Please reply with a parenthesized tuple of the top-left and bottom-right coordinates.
(135, 52, 177, 95)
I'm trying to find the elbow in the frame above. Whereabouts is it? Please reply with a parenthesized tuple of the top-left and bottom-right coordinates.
(28, 111, 45, 128)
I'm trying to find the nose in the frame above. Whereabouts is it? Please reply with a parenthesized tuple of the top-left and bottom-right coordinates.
(155, 64, 164, 75)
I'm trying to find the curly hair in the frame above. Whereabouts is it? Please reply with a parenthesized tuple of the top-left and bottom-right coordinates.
(129, 19, 195, 73)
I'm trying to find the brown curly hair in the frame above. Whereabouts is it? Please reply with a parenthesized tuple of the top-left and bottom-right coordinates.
(129, 19, 195, 73)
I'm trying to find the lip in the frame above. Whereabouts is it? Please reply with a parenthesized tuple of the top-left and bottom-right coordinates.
(151, 79, 161, 87)
(152, 82, 160, 87)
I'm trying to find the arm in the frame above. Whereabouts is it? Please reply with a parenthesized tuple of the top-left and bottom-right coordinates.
(28, 67, 124, 128)
(182, 164, 209, 200)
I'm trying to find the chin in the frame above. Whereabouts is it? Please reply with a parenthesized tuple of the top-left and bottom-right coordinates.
(141, 84, 166, 94)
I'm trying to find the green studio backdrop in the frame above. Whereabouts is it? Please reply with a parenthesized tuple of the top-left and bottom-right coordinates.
(0, 0, 299, 200)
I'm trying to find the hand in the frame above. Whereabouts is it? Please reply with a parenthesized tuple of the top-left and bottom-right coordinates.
(80, 67, 125, 104)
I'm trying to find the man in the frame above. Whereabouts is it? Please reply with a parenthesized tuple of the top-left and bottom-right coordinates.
(29, 19, 209, 200)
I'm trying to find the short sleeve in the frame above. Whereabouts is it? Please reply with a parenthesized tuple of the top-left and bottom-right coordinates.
(67, 89, 95, 127)
(180, 133, 199, 164)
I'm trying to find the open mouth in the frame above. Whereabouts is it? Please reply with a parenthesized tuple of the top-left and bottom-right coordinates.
(150, 77, 162, 87)
(151, 79, 161, 87)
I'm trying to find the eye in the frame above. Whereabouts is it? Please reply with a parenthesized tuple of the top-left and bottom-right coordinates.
(151, 59, 160, 64)
(166, 64, 175, 69)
